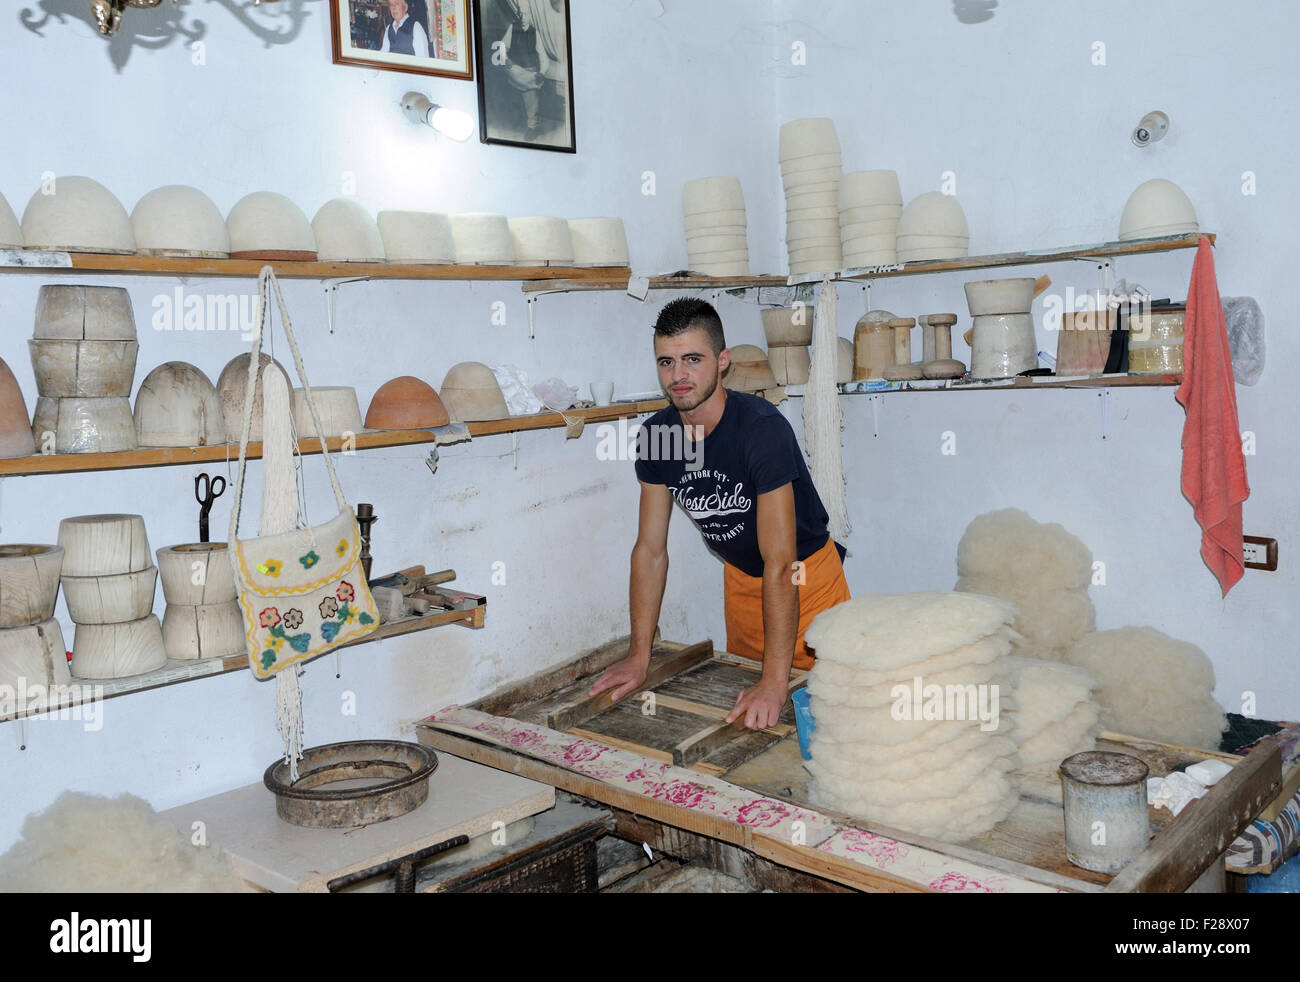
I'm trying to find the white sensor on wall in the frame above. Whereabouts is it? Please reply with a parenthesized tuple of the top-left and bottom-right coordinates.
(1132, 110, 1169, 148)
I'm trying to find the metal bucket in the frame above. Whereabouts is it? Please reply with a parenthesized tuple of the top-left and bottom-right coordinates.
(1060, 750, 1150, 873)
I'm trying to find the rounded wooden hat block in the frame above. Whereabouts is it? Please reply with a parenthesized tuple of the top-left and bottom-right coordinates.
(440, 362, 509, 422)
(365, 376, 450, 430)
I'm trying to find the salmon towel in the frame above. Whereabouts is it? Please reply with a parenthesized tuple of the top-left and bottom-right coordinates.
(1174, 237, 1250, 596)
(724, 536, 851, 670)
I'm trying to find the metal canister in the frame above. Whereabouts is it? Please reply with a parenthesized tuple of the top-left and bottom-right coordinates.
(1060, 750, 1150, 873)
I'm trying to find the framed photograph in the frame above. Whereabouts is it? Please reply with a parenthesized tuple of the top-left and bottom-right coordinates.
(472, 0, 575, 153)
(331, 0, 473, 80)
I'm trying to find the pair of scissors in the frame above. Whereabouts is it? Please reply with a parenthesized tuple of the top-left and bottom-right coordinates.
(194, 472, 226, 543)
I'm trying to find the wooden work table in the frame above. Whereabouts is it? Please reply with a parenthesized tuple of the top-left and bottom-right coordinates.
(417, 638, 1283, 894)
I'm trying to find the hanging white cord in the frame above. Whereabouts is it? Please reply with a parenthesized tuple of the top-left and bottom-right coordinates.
(802, 277, 851, 542)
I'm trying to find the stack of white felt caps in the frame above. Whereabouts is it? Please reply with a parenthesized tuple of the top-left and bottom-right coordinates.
(1005, 656, 1101, 804)
(681, 177, 749, 276)
(780, 118, 843, 276)
(839, 170, 902, 268)
(804, 592, 1021, 843)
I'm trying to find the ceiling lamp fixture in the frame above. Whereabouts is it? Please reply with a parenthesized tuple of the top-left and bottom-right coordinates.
(400, 92, 476, 143)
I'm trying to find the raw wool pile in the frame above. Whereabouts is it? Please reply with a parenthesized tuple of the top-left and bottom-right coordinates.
(954, 508, 1095, 660)
(1006, 656, 1101, 803)
(0, 792, 250, 892)
(1064, 627, 1227, 750)
(804, 592, 1021, 843)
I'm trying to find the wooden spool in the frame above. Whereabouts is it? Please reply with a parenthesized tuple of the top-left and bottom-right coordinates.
(57, 514, 151, 577)
(888, 317, 916, 366)
(0, 545, 63, 628)
(769, 346, 811, 386)
(726, 345, 778, 392)
(29, 340, 138, 398)
(761, 306, 814, 347)
(0, 618, 71, 692)
(70, 615, 167, 679)
(853, 322, 893, 381)
(61, 566, 157, 625)
(32, 396, 138, 454)
(156, 543, 237, 605)
(33, 285, 136, 341)
(161, 600, 245, 661)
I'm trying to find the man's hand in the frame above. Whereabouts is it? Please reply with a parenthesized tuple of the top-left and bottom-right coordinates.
(726, 677, 788, 730)
(589, 655, 648, 703)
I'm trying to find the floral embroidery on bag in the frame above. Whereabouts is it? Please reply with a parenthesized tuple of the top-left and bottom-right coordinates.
(319, 596, 338, 619)
(336, 538, 348, 557)
(337, 581, 355, 602)
(282, 608, 304, 630)
(259, 607, 281, 629)
(300, 551, 320, 569)
(257, 559, 282, 577)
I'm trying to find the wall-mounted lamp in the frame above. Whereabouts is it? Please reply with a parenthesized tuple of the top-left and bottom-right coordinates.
(1132, 110, 1169, 148)
(401, 92, 476, 143)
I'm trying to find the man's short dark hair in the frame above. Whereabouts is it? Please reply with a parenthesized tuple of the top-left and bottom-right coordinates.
(653, 298, 726, 356)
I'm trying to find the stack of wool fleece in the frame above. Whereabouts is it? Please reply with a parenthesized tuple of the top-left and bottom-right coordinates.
(805, 592, 1021, 843)
(955, 508, 1095, 660)
(1065, 627, 1227, 750)
(1007, 656, 1101, 803)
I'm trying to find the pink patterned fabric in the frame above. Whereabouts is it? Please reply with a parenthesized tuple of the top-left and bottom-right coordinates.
(423, 706, 1062, 893)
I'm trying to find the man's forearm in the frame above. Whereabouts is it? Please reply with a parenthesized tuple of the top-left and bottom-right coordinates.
(629, 544, 668, 664)
(760, 562, 798, 683)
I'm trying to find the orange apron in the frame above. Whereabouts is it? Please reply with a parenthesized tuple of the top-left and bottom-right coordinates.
(723, 536, 851, 671)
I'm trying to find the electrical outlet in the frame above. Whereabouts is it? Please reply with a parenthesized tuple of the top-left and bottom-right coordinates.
(1243, 536, 1278, 571)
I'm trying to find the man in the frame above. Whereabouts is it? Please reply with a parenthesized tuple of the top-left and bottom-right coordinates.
(590, 298, 851, 730)
(381, 0, 431, 58)
(495, 0, 546, 135)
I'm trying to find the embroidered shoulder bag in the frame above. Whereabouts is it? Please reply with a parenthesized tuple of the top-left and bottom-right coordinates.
(228, 267, 379, 680)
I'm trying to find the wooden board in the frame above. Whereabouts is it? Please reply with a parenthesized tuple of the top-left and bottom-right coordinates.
(539, 643, 802, 774)
(546, 639, 713, 731)
(1104, 740, 1282, 893)
(159, 752, 555, 892)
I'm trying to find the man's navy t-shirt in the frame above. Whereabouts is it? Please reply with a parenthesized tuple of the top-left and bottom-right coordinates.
(634, 389, 831, 577)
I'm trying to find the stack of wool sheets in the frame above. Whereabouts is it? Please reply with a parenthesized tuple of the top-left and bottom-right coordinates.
(804, 592, 1021, 843)
(1006, 656, 1101, 803)
(955, 507, 1096, 660)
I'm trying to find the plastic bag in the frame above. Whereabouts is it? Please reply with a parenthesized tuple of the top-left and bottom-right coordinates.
(491, 365, 543, 415)
(532, 377, 578, 411)
(1223, 296, 1265, 386)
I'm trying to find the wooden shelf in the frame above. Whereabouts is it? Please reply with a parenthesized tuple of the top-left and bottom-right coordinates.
(785, 373, 1183, 396)
(832, 233, 1214, 283)
(0, 401, 669, 477)
(524, 234, 1213, 293)
(0, 250, 631, 283)
(0, 601, 486, 724)
(1, 234, 1211, 295)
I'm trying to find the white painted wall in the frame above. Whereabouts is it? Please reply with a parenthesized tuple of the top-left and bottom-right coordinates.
(772, 0, 1300, 719)
(0, 0, 781, 848)
(3, 0, 1294, 853)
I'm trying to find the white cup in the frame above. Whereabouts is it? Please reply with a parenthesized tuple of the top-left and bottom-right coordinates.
(590, 380, 614, 406)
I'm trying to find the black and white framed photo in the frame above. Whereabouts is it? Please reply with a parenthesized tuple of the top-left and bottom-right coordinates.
(472, 0, 575, 153)
(331, 0, 473, 81)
